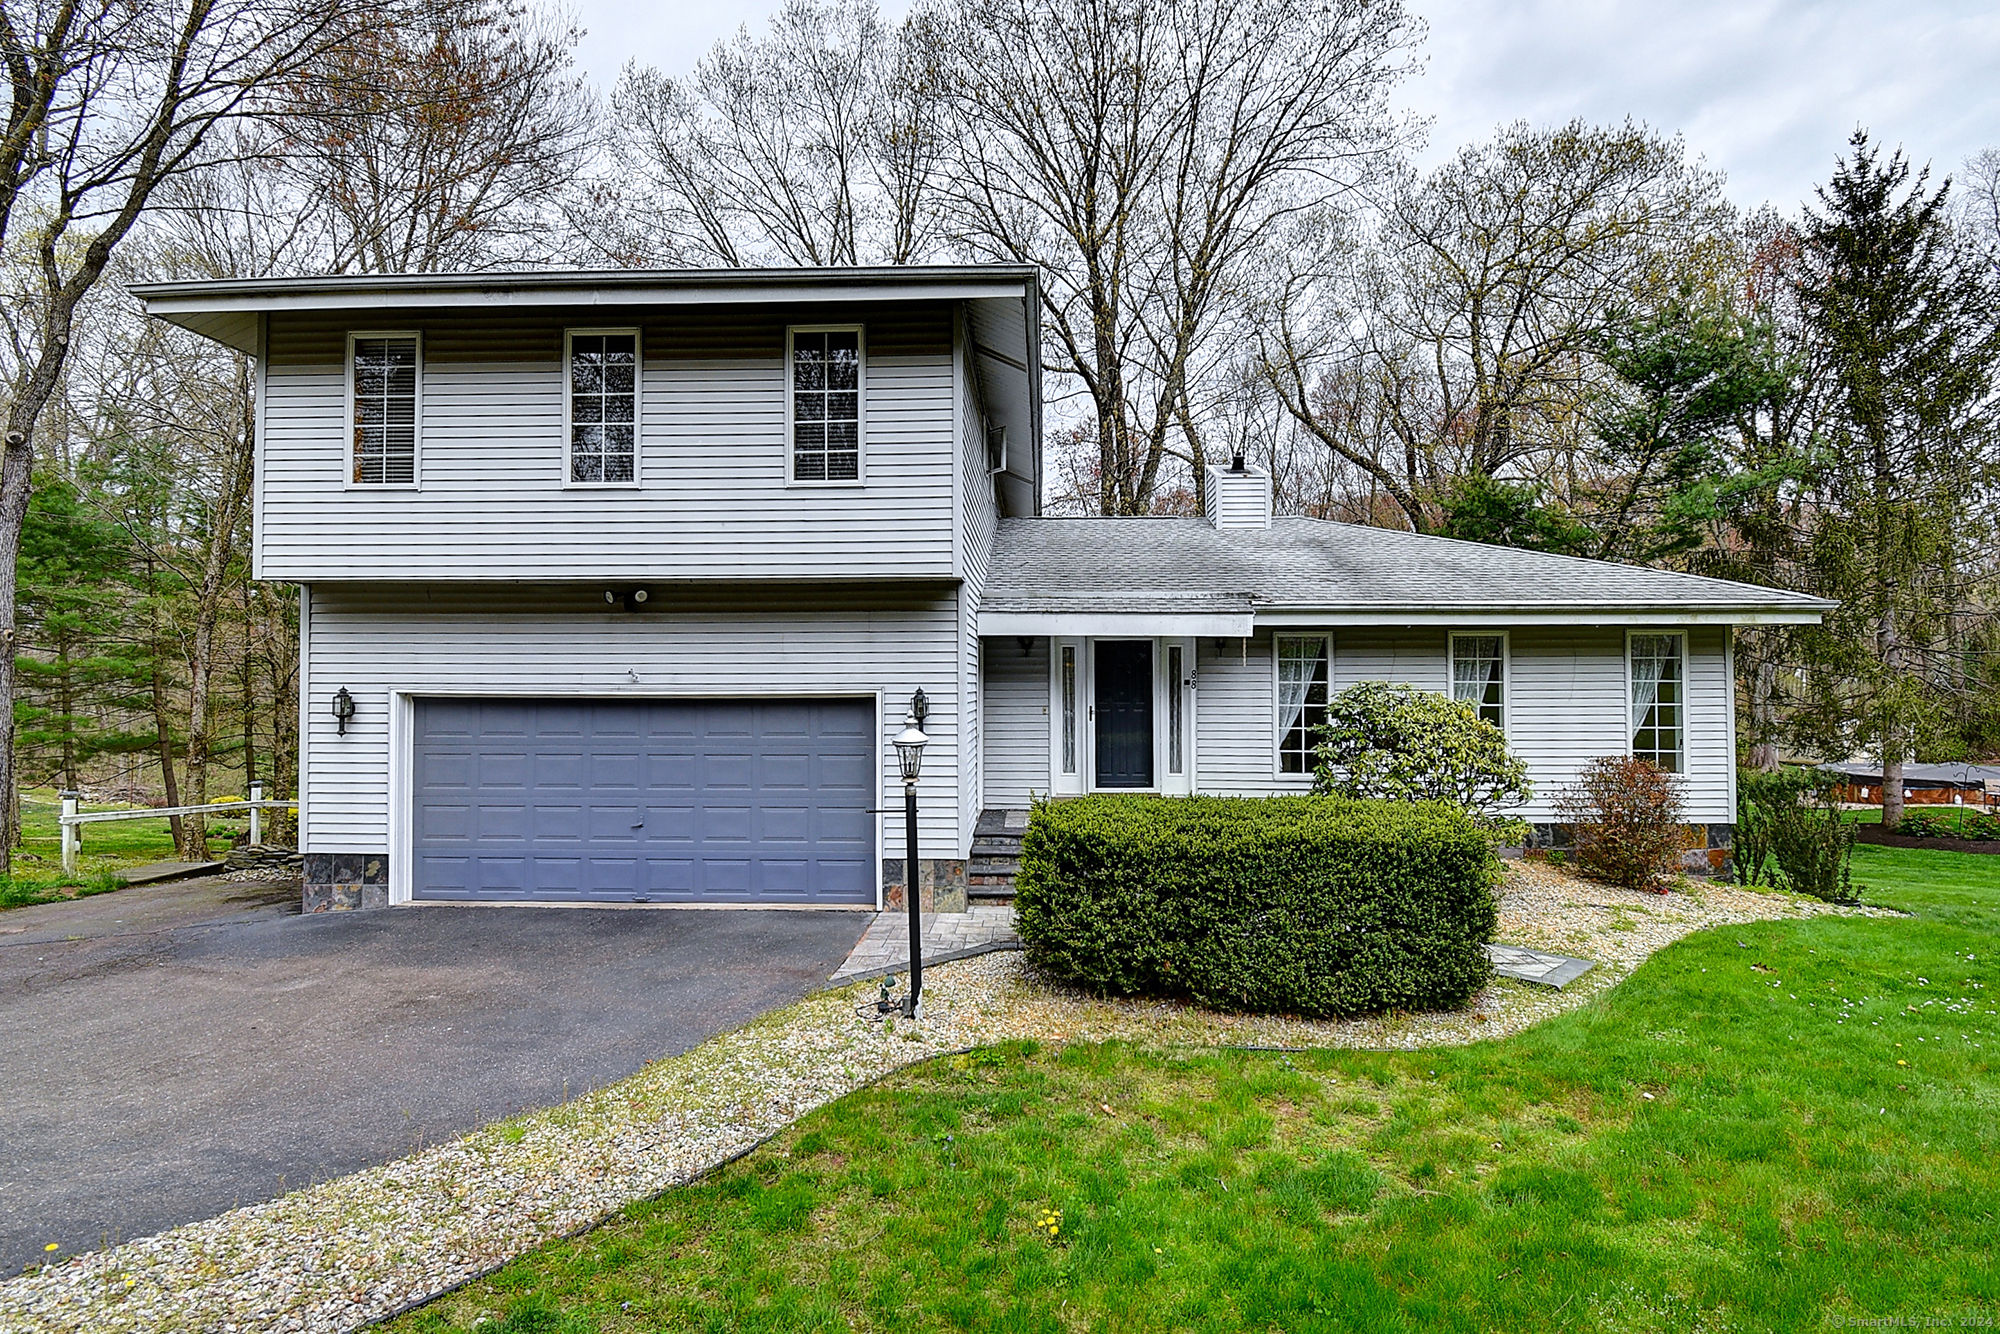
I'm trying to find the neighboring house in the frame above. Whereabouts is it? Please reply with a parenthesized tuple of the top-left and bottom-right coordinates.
(135, 266, 1834, 912)
(1824, 761, 2000, 811)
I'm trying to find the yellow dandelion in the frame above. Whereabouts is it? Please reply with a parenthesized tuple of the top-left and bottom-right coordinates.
(44, 1243, 59, 1252)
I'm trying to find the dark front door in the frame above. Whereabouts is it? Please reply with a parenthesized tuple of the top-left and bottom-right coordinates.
(1094, 641, 1154, 788)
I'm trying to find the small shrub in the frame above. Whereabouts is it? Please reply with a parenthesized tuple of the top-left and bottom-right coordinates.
(1896, 809, 2000, 841)
(1311, 681, 1533, 835)
(1553, 757, 1685, 893)
(1015, 794, 1499, 1018)
(1895, 811, 1957, 839)
(1737, 766, 1857, 903)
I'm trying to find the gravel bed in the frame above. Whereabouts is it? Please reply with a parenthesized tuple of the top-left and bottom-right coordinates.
(0, 865, 1890, 1333)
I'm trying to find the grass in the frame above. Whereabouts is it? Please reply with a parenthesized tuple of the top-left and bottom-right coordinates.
(1, 788, 246, 910)
(393, 848, 2000, 1334)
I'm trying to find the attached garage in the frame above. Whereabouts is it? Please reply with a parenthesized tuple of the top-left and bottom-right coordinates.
(410, 697, 877, 905)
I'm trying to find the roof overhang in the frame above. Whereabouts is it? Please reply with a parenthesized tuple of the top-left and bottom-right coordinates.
(1254, 604, 1830, 627)
(131, 265, 1042, 355)
(980, 610, 1256, 637)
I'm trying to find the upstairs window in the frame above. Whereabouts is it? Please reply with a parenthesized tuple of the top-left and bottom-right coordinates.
(568, 330, 638, 484)
(1630, 633, 1685, 772)
(1451, 633, 1506, 728)
(789, 326, 862, 482)
(1276, 634, 1330, 773)
(350, 334, 418, 485)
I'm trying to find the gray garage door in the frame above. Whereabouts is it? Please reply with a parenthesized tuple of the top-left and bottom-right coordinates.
(412, 697, 876, 904)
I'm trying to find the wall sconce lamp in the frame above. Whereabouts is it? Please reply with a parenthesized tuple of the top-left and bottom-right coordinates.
(332, 687, 356, 736)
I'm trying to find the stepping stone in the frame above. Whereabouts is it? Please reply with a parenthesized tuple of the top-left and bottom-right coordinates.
(1485, 942, 1595, 989)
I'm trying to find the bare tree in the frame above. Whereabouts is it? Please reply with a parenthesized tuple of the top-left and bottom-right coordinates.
(607, 0, 944, 267)
(276, 0, 594, 274)
(937, 0, 1419, 515)
(0, 0, 357, 870)
(1267, 120, 1729, 531)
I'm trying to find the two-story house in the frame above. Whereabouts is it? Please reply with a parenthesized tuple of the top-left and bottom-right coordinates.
(135, 266, 1833, 913)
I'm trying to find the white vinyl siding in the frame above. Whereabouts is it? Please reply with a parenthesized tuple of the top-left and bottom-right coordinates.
(981, 635, 1050, 806)
(1509, 627, 1728, 820)
(258, 306, 955, 582)
(347, 333, 419, 486)
(300, 583, 967, 871)
(1177, 626, 1732, 820)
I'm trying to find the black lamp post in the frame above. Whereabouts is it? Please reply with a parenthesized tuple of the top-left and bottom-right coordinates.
(892, 700, 929, 1018)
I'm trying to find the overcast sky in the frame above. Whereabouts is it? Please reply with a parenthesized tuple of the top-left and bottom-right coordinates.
(568, 0, 2000, 214)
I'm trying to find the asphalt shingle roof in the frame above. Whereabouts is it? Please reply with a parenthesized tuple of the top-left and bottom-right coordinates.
(986, 517, 1834, 615)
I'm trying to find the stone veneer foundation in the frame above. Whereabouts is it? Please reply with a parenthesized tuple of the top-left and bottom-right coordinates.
(1523, 822, 1735, 876)
(302, 852, 964, 911)
(882, 857, 969, 913)
(302, 852, 389, 912)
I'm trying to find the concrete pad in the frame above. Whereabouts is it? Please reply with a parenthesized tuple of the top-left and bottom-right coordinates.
(1485, 942, 1596, 989)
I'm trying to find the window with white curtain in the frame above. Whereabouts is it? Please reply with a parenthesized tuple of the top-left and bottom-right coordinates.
(1276, 635, 1330, 773)
(1451, 634, 1506, 727)
(1630, 633, 1685, 771)
(350, 334, 418, 485)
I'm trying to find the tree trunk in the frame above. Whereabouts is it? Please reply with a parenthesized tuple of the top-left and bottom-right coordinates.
(151, 653, 184, 851)
(0, 432, 33, 872)
(178, 355, 257, 860)
(1746, 641, 1779, 771)
(1881, 751, 1906, 831)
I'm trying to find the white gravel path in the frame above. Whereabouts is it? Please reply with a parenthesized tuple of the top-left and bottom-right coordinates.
(0, 865, 1888, 1333)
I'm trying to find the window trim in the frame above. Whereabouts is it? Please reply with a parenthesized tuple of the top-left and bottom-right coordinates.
(1272, 631, 1332, 779)
(1449, 630, 1511, 737)
(563, 326, 643, 489)
(344, 330, 422, 490)
(1625, 629, 1687, 773)
(785, 323, 867, 487)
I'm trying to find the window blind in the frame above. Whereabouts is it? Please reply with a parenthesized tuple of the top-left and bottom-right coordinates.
(352, 337, 417, 485)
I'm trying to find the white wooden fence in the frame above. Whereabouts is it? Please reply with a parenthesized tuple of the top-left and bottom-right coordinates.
(58, 781, 294, 874)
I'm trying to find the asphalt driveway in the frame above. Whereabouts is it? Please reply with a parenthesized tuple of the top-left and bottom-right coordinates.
(0, 884, 869, 1273)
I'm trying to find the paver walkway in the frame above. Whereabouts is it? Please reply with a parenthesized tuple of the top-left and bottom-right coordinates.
(831, 906, 1020, 981)
(1485, 942, 1595, 988)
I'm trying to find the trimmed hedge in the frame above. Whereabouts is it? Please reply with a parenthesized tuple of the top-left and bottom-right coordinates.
(1015, 795, 1500, 1018)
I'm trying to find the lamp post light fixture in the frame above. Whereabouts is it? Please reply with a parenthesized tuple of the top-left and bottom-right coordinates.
(891, 699, 930, 1018)
(331, 687, 356, 736)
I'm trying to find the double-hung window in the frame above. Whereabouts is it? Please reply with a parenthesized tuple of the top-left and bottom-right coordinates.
(789, 326, 862, 482)
(1276, 634, 1331, 773)
(567, 330, 639, 484)
(1451, 634, 1506, 728)
(1629, 633, 1685, 772)
(349, 333, 419, 485)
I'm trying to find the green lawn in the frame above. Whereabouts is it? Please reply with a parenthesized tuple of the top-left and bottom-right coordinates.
(1, 789, 245, 909)
(394, 847, 2000, 1334)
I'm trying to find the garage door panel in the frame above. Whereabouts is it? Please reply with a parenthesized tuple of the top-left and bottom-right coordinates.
(413, 697, 876, 904)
